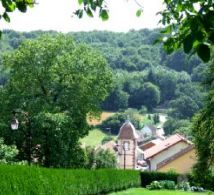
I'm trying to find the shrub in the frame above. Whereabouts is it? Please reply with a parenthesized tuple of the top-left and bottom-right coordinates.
(177, 181, 191, 191)
(159, 180, 176, 190)
(190, 186, 205, 192)
(146, 181, 162, 190)
(101, 136, 113, 144)
(140, 171, 179, 187)
(0, 165, 141, 194)
(146, 180, 176, 190)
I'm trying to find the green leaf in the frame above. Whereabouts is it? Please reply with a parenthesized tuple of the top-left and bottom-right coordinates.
(136, 9, 142, 17)
(86, 7, 93, 17)
(16, 2, 27, 12)
(196, 43, 210, 63)
(75, 9, 83, 18)
(3, 12, 10, 22)
(208, 32, 214, 44)
(78, 0, 83, 5)
(183, 34, 194, 54)
(100, 9, 109, 21)
(2, 1, 16, 12)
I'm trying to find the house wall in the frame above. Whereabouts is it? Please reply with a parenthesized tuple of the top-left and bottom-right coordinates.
(157, 149, 196, 174)
(118, 139, 136, 169)
(149, 141, 189, 170)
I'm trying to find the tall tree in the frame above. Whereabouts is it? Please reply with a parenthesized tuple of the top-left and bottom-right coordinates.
(192, 61, 214, 189)
(0, 35, 112, 167)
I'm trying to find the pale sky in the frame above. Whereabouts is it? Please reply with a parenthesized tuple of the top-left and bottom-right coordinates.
(0, 0, 164, 32)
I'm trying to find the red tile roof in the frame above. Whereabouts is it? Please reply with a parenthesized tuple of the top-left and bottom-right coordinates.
(117, 120, 139, 140)
(144, 134, 191, 159)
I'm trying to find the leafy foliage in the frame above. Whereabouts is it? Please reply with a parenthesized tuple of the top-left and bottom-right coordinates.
(95, 148, 117, 169)
(99, 109, 143, 135)
(191, 61, 214, 190)
(0, 35, 112, 167)
(160, 0, 214, 62)
(146, 180, 176, 190)
(0, 137, 18, 164)
(84, 146, 116, 169)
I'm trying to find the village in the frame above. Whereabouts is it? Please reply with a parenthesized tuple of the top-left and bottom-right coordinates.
(98, 119, 196, 174)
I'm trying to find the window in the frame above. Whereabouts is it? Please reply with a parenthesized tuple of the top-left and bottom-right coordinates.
(123, 141, 130, 151)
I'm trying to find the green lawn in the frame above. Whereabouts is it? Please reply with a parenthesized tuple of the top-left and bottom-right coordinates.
(109, 188, 213, 195)
(80, 128, 115, 147)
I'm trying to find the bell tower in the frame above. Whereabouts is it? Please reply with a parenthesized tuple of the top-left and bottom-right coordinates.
(117, 120, 138, 169)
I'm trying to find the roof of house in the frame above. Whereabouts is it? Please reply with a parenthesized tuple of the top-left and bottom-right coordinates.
(144, 134, 192, 159)
(139, 138, 163, 151)
(117, 120, 139, 140)
(156, 145, 195, 170)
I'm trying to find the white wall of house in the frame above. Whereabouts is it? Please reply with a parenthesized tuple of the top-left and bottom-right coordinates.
(149, 142, 189, 170)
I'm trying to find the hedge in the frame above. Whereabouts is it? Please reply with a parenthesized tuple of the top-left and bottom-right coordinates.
(0, 165, 141, 195)
(140, 171, 179, 187)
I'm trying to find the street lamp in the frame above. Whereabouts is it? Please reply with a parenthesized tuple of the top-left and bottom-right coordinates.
(11, 118, 19, 130)
(11, 110, 32, 165)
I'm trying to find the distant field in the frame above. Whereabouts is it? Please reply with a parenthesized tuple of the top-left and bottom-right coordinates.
(109, 188, 211, 195)
(81, 128, 115, 147)
(88, 111, 116, 125)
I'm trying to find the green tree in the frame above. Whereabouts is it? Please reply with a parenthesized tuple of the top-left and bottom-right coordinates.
(0, 137, 18, 164)
(94, 149, 116, 169)
(164, 118, 191, 136)
(129, 82, 160, 110)
(192, 62, 214, 189)
(0, 35, 112, 167)
(153, 114, 160, 124)
(169, 95, 199, 119)
(102, 86, 129, 111)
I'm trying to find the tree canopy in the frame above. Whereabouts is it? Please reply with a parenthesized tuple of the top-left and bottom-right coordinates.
(0, 35, 112, 167)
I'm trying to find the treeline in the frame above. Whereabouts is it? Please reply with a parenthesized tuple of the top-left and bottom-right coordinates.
(0, 29, 207, 122)
(71, 30, 206, 120)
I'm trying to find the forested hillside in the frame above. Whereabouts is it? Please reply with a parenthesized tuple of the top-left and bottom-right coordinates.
(0, 29, 207, 136)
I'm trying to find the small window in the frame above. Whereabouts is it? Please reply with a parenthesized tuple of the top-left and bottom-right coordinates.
(123, 141, 130, 151)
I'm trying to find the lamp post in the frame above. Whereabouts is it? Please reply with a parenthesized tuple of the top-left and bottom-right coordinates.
(11, 110, 32, 165)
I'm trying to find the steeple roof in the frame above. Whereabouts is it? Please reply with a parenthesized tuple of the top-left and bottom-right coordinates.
(118, 120, 139, 140)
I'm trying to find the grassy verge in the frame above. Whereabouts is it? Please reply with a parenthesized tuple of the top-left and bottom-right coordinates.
(80, 128, 115, 147)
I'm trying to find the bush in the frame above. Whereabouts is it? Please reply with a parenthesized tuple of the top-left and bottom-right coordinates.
(0, 165, 141, 194)
(190, 186, 205, 192)
(159, 180, 176, 190)
(187, 172, 214, 191)
(101, 136, 113, 144)
(177, 181, 191, 191)
(140, 171, 179, 187)
(146, 180, 176, 190)
(146, 181, 162, 190)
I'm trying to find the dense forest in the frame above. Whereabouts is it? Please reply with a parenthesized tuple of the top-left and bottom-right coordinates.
(0, 29, 207, 136)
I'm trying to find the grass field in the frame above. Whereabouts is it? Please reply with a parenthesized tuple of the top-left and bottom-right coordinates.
(80, 128, 115, 147)
(109, 188, 213, 195)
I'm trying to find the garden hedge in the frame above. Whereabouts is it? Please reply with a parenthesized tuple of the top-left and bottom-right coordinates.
(0, 165, 141, 195)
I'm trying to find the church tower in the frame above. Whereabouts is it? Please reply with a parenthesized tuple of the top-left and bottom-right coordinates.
(117, 120, 138, 169)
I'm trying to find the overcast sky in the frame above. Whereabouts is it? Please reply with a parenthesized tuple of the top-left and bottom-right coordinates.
(0, 0, 164, 32)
